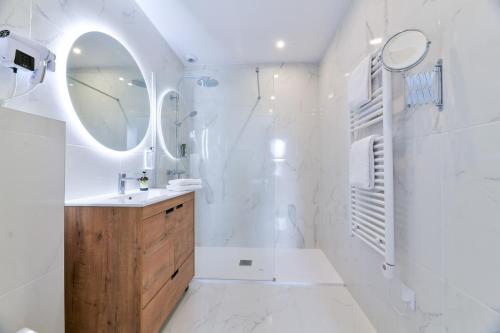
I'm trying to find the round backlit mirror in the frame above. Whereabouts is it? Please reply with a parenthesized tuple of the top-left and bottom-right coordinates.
(381, 29, 431, 72)
(66, 32, 150, 151)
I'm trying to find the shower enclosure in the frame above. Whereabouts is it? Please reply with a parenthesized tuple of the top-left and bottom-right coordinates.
(157, 64, 319, 282)
(171, 67, 277, 281)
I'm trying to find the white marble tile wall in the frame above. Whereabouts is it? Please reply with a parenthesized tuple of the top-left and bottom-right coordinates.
(0, 107, 65, 332)
(317, 0, 500, 332)
(181, 64, 320, 249)
(0, 0, 185, 200)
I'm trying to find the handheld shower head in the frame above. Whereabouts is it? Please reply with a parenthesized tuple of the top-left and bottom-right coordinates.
(175, 110, 198, 127)
(130, 79, 147, 88)
(197, 77, 219, 88)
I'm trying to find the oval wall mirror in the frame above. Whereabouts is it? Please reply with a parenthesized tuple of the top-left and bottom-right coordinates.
(381, 29, 430, 72)
(158, 90, 183, 160)
(158, 90, 198, 162)
(66, 31, 150, 151)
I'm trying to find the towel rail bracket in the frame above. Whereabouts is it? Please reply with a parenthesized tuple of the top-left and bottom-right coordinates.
(382, 262, 395, 279)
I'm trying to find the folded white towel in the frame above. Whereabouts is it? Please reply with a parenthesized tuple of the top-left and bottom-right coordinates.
(348, 55, 372, 110)
(349, 135, 378, 190)
(166, 184, 203, 192)
(168, 178, 202, 186)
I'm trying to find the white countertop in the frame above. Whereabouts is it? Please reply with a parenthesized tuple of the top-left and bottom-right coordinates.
(65, 188, 194, 208)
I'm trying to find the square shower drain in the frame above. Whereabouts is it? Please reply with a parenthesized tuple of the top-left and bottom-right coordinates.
(239, 259, 253, 266)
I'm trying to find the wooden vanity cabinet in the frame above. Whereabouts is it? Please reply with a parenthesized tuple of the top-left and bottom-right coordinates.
(65, 192, 195, 333)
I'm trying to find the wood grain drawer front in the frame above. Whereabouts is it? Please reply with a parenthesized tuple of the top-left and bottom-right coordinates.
(142, 192, 194, 220)
(142, 238, 175, 308)
(141, 253, 194, 333)
(143, 209, 174, 255)
(173, 199, 194, 269)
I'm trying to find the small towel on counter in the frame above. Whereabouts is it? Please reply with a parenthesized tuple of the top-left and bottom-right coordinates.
(168, 178, 202, 186)
(166, 184, 203, 192)
(349, 135, 378, 190)
(348, 55, 372, 110)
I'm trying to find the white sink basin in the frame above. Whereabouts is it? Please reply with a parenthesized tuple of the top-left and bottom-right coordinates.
(65, 188, 193, 207)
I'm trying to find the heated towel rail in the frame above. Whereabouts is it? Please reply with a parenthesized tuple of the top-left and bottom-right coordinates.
(349, 51, 395, 278)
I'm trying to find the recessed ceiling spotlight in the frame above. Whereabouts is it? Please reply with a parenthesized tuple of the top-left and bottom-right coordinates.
(269, 108, 274, 113)
(345, 73, 350, 77)
(276, 40, 286, 49)
(68, 83, 74, 87)
(127, 82, 133, 86)
(119, 77, 124, 81)
(369, 38, 383, 45)
(72, 47, 82, 55)
(273, 74, 279, 79)
(270, 95, 276, 101)
(185, 54, 198, 63)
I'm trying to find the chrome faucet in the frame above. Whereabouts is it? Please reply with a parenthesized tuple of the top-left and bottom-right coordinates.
(118, 172, 139, 194)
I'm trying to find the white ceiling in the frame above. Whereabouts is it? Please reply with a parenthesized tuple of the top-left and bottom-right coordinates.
(135, 0, 350, 65)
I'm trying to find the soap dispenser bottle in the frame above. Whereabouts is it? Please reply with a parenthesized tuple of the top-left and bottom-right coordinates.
(139, 171, 149, 191)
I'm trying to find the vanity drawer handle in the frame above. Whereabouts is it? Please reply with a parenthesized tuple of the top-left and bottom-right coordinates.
(176, 204, 184, 209)
(165, 208, 174, 215)
(171, 269, 179, 280)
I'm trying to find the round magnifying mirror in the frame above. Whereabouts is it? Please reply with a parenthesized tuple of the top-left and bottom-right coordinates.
(381, 29, 430, 72)
(66, 32, 150, 151)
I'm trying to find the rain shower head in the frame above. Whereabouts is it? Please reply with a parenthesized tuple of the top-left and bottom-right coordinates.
(197, 76, 219, 88)
(130, 79, 147, 88)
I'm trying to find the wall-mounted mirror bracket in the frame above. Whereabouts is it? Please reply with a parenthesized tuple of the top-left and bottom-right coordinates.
(404, 58, 443, 111)
(381, 29, 444, 111)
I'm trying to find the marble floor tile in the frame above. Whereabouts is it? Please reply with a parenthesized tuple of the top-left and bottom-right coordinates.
(274, 248, 344, 285)
(160, 282, 227, 333)
(161, 281, 377, 333)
